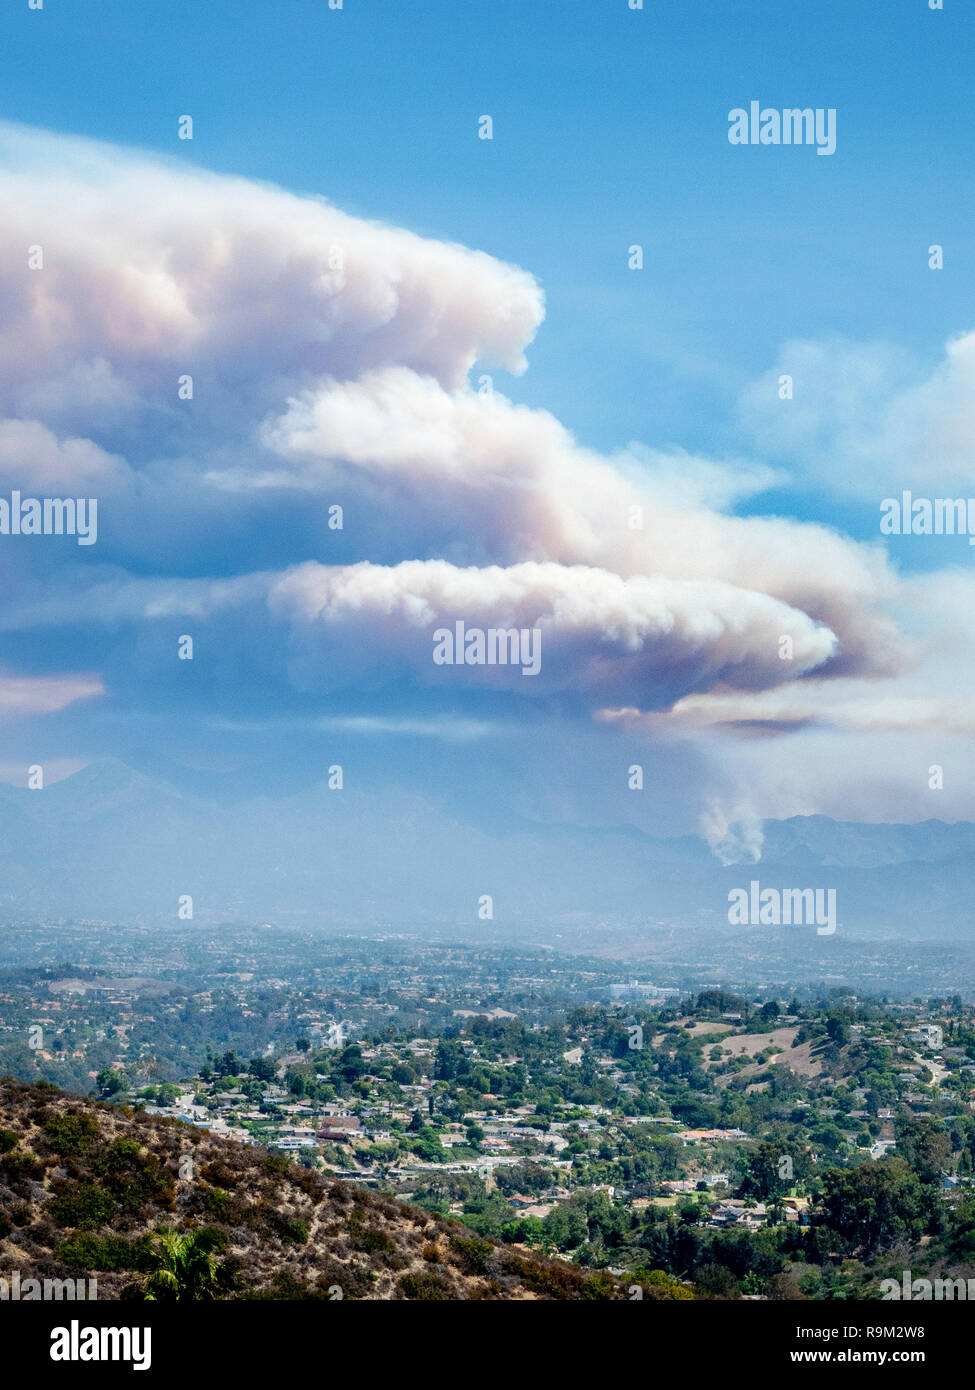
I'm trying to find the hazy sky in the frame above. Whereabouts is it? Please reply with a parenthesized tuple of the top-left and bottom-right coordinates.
(1, 0, 974, 844)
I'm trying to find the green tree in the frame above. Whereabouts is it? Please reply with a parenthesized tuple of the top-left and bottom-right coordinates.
(826, 1013, 851, 1046)
(138, 1228, 220, 1301)
(813, 1157, 936, 1256)
(895, 1118, 951, 1184)
(740, 1139, 809, 1200)
(95, 1068, 126, 1098)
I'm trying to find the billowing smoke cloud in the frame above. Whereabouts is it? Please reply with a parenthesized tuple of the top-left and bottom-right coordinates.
(267, 558, 838, 702)
(0, 121, 543, 438)
(0, 122, 958, 830)
(260, 365, 901, 680)
(699, 800, 766, 866)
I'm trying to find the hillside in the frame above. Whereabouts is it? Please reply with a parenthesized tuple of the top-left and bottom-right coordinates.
(0, 1079, 682, 1301)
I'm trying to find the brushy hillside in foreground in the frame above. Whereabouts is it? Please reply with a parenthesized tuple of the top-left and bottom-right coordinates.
(0, 1079, 690, 1300)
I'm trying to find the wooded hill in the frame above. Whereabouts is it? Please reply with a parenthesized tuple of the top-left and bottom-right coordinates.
(0, 1079, 688, 1301)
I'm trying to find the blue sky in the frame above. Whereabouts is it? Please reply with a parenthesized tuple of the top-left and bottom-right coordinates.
(1, 0, 975, 845)
(5, 0, 971, 467)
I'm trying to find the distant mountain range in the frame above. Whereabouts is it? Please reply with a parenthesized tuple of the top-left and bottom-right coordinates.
(0, 759, 972, 936)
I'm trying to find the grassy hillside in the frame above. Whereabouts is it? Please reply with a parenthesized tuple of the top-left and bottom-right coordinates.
(0, 1079, 689, 1301)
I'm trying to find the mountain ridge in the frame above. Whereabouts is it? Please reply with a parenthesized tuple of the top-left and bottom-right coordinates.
(0, 760, 972, 933)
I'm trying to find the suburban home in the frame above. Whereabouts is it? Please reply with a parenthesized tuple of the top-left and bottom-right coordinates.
(318, 1115, 362, 1142)
(712, 1201, 767, 1229)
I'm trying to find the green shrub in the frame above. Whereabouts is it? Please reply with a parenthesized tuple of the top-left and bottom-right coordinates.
(261, 1153, 291, 1179)
(579, 1273, 619, 1300)
(58, 1231, 150, 1272)
(98, 1138, 142, 1169)
(92, 1139, 175, 1212)
(200, 1160, 239, 1189)
(514, 1257, 586, 1299)
(0, 1150, 44, 1180)
(400, 1271, 452, 1300)
(448, 1233, 493, 1275)
(271, 1213, 309, 1245)
(42, 1113, 100, 1156)
(48, 1180, 116, 1229)
(633, 1269, 695, 1300)
(351, 1224, 394, 1255)
(198, 1186, 237, 1221)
